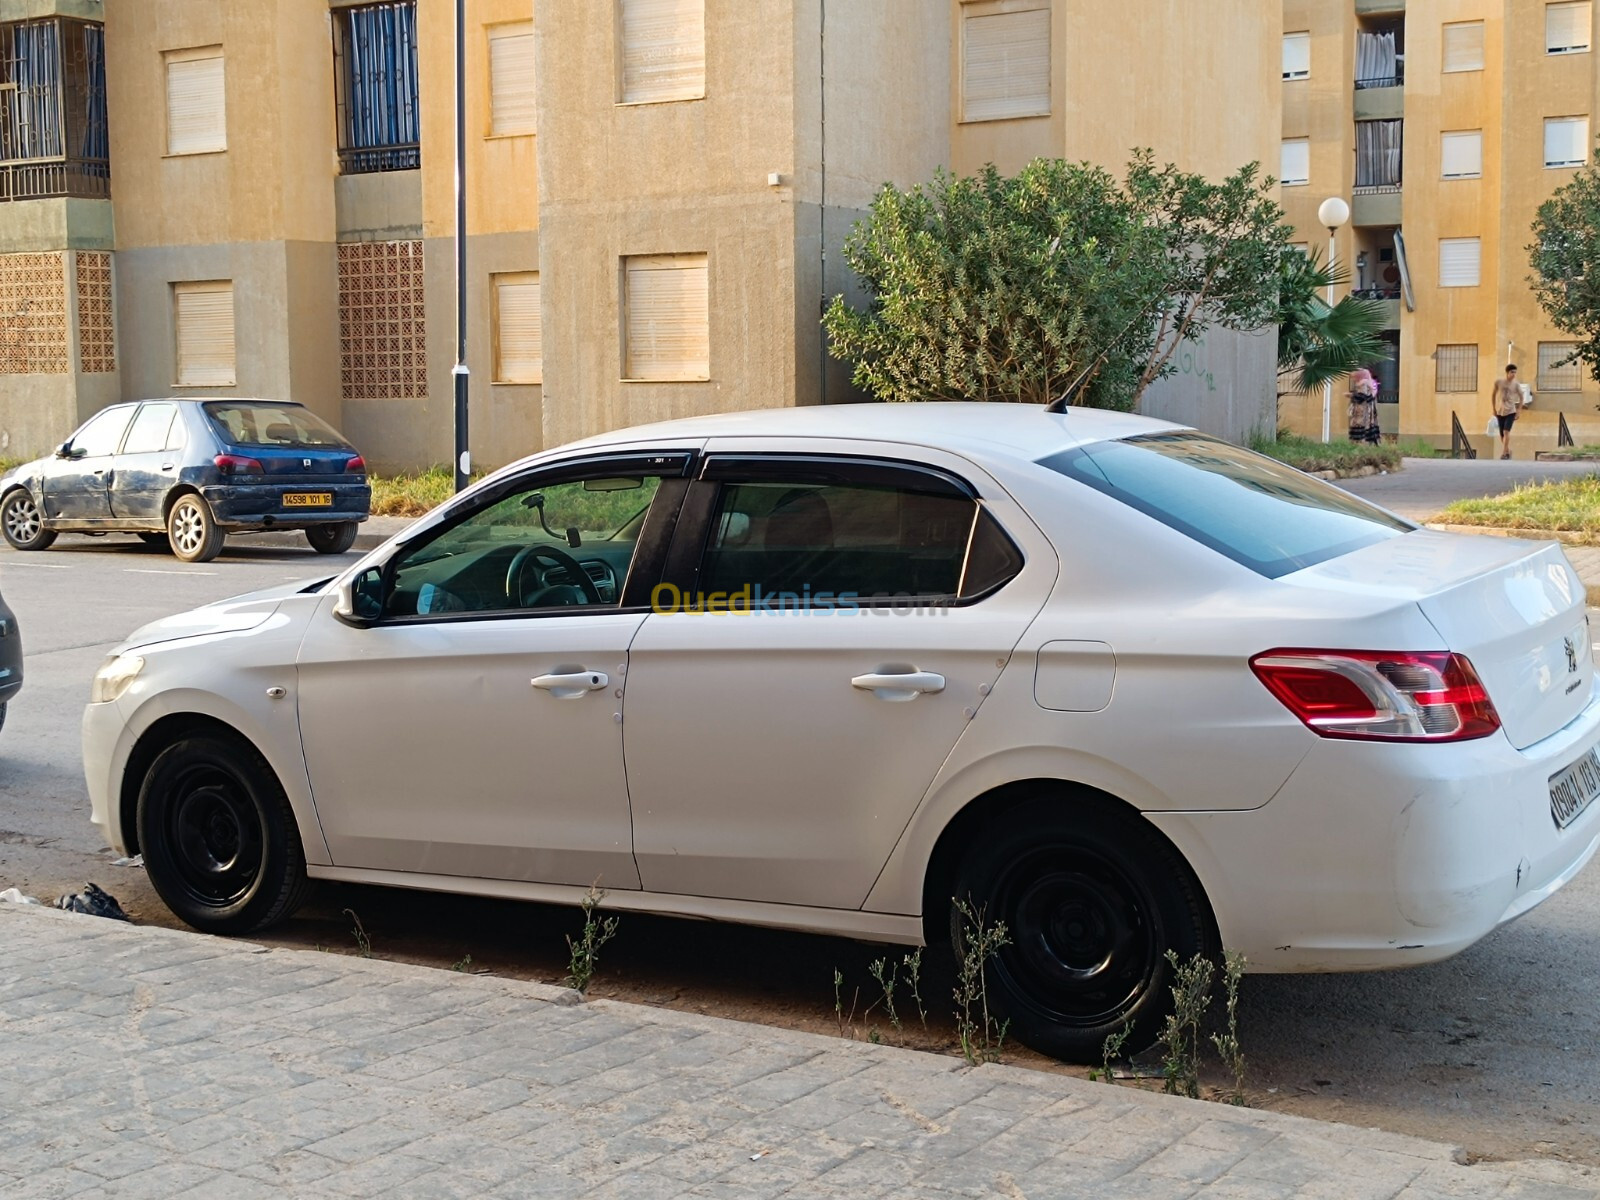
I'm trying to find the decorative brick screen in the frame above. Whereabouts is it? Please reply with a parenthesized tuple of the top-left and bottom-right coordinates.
(75, 250, 114, 374)
(0, 251, 67, 374)
(338, 239, 426, 399)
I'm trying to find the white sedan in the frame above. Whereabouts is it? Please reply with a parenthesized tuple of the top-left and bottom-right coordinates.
(82, 404, 1600, 1061)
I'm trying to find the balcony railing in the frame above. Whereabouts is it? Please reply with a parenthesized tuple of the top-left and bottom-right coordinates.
(0, 156, 109, 200)
(337, 144, 420, 175)
(1353, 183, 1402, 195)
(1355, 73, 1403, 89)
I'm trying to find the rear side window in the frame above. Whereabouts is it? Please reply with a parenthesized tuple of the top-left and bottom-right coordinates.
(1039, 432, 1412, 578)
(204, 403, 349, 448)
(120, 403, 180, 455)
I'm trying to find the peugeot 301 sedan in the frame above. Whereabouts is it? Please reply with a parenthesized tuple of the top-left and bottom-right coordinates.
(80, 404, 1600, 1060)
(0, 399, 370, 563)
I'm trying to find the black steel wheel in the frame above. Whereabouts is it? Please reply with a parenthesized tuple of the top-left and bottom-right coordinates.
(305, 521, 359, 554)
(1, 490, 56, 551)
(951, 799, 1213, 1063)
(136, 733, 310, 934)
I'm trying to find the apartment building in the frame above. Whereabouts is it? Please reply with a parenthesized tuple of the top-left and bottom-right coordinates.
(0, 0, 1280, 472)
(1281, 0, 1600, 451)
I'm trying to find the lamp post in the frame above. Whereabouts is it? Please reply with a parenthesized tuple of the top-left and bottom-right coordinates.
(1317, 196, 1350, 443)
(452, 0, 470, 492)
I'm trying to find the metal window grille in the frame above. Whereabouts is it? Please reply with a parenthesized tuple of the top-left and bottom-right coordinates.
(1435, 344, 1478, 393)
(0, 18, 109, 201)
(1538, 341, 1582, 391)
(332, 2, 420, 174)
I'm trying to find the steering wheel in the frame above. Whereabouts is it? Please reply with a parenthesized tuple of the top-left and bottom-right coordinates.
(505, 544, 603, 607)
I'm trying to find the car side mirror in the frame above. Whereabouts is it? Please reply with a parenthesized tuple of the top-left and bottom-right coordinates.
(333, 565, 385, 628)
(54, 442, 73, 459)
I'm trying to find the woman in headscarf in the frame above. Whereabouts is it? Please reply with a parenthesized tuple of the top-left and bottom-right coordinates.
(1347, 367, 1381, 445)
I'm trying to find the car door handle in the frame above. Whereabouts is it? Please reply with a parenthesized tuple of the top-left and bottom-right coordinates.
(160, 463, 175, 472)
(851, 670, 945, 702)
(531, 670, 610, 700)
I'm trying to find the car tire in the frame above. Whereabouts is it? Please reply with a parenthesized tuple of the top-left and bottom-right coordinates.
(950, 799, 1213, 1064)
(136, 733, 311, 934)
(167, 494, 223, 563)
(1, 490, 57, 551)
(0, 702, 6, 733)
(136, 532, 170, 549)
(305, 521, 359, 555)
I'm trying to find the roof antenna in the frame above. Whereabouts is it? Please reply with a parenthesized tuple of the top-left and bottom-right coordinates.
(1044, 304, 1159, 414)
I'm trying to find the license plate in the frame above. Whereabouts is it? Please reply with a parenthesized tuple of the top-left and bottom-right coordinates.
(1549, 746, 1600, 829)
(283, 493, 332, 508)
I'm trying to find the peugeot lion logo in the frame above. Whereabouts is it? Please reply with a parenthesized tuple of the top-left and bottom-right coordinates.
(1566, 636, 1580, 674)
(302, 458, 311, 469)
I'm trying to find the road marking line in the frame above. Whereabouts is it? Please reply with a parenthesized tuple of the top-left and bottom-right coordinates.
(124, 568, 218, 576)
(0, 561, 70, 569)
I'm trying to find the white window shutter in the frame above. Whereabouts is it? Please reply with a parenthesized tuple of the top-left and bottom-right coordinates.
(1545, 116, 1589, 166)
(1547, 2, 1592, 53)
(1280, 138, 1309, 184)
(495, 274, 542, 383)
(489, 24, 536, 135)
(1282, 32, 1310, 79)
(174, 283, 236, 386)
(625, 254, 708, 380)
(962, 7, 1050, 122)
(1440, 130, 1482, 178)
(1442, 22, 1485, 72)
(165, 51, 226, 155)
(1439, 238, 1481, 287)
(619, 0, 705, 104)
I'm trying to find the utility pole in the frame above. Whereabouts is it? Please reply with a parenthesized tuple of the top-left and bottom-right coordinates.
(452, 0, 470, 491)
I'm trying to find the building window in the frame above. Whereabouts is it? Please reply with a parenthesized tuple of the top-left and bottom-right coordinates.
(961, 3, 1050, 122)
(623, 253, 708, 381)
(173, 281, 235, 387)
(1282, 31, 1310, 80)
(1547, 2, 1591, 53)
(1442, 21, 1485, 73)
(0, 251, 66, 374)
(164, 46, 225, 156)
(618, 0, 704, 105)
(493, 272, 541, 384)
(1280, 138, 1309, 186)
(333, 2, 420, 174)
(337, 240, 426, 400)
(488, 22, 536, 136)
(1355, 120, 1402, 187)
(1538, 342, 1583, 390)
(0, 19, 109, 201)
(75, 250, 113, 374)
(1545, 116, 1589, 167)
(1435, 344, 1478, 393)
(1440, 130, 1482, 178)
(1439, 238, 1481, 287)
(1288, 242, 1310, 257)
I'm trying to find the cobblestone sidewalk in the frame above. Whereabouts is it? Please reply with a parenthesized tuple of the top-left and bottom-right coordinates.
(1, 904, 1596, 1200)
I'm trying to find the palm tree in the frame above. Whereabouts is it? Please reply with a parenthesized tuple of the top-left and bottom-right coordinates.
(1275, 248, 1391, 397)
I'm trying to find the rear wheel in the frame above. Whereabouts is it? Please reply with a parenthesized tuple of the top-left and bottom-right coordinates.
(1, 490, 56, 551)
(167, 494, 223, 563)
(305, 521, 358, 555)
(951, 799, 1213, 1063)
(136, 733, 310, 933)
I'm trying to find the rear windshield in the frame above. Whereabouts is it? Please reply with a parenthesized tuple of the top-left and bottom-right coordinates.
(204, 402, 350, 449)
(1038, 431, 1413, 578)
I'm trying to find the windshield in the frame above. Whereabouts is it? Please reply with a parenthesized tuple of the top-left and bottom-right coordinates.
(1039, 431, 1413, 578)
(204, 402, 351, 449)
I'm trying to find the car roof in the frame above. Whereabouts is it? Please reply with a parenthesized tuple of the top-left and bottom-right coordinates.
(562, 402, 1190, 465)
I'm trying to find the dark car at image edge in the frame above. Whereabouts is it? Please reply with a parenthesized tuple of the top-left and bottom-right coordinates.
(0, 398, 371, 563)
(0, 581, 18, 733)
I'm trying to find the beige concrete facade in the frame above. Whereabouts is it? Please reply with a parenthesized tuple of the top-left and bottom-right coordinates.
(0, 0, 1281, 471)
(1283, 0, 1600, 453)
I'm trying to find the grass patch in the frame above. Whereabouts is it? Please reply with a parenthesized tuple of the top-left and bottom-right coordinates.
(1437, 476, 1600, 534)
(369, 466, 479, 518)
(1249, 433, 1404, 474)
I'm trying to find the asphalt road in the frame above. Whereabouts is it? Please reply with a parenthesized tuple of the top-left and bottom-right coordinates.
(1, 532, 1598, 1167)
(1338, 455, 1600, 523)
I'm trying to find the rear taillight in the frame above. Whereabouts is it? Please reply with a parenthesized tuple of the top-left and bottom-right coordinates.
(214, 453, 263, 475)
(1250, 649, 1501, 742)
(345, 455, 365, 474)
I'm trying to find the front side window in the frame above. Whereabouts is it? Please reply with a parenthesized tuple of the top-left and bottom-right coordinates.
(69, 405, 133, 458)
(1039, 433, 1411, 579)
(333, 2, 420, 173)
(382, 470, 669, 618)
(120, 402, 179, 455)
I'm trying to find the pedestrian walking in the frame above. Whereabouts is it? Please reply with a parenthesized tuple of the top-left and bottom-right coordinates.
(1347, 367, 1381, 445)
(1490, 363, 1525, 459)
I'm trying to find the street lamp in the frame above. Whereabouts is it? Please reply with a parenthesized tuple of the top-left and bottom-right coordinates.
(1317, 196, 1350, 443)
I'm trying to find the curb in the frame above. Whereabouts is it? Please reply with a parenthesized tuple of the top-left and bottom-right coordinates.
(1306, 464, 1393, 481)
(1424, 522, 1600, 546)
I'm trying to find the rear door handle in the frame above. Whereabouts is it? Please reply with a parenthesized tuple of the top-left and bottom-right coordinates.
(851, 670, 945, 702)
(160, 463, 175, 472)
(531, 670, 609, 700)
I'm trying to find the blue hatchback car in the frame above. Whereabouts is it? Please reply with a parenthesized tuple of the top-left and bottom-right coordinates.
(0, 399, 371, 563)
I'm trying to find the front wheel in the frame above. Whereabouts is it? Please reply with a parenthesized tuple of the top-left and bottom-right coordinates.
(951, 799, 1213, 1063)
(136, 733, 310, 933)
(1, 490, 56, 551)
(305, 521, 358, 555)
(167, 494, 223, 563)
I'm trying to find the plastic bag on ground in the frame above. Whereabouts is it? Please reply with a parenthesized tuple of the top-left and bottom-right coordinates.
(0, 887, 41, 905)
(54, 883, 129, 921)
